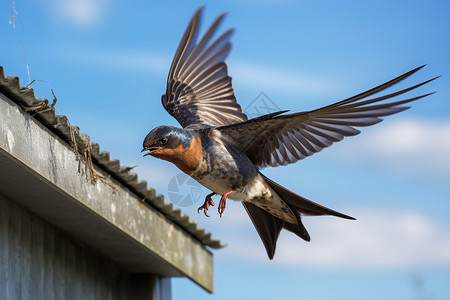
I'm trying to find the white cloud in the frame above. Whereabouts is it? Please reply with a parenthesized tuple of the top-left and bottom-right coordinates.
(334, 118, 450, 178)
(223, 207, 450, 269)
(231, 60, 345, 97)
(48, 0, 108, 29)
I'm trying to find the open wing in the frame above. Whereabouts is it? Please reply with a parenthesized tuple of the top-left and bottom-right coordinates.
(218, 65, 437, 167)
(161, 7, 247, 129)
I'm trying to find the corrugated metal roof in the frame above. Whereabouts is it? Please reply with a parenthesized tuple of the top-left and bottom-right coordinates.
(0, 66, 224, 249)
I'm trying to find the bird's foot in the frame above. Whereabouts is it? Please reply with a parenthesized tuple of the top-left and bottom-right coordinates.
(218, 190, 235, 218)
(197, 192, 216, 217)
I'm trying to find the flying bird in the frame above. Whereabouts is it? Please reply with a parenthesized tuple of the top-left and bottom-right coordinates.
(142, 7, 437, 259)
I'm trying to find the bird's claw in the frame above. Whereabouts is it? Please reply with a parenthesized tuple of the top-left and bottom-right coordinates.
(198, 192, 216, 217)
(198, 191, 234, 218)
(218, 190, 235, 218)
(218, 202, 225, 218)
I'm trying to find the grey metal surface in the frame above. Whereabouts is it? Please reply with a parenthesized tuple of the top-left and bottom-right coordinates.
(0, 66, 223, 249)
(0, 193, 171, 300)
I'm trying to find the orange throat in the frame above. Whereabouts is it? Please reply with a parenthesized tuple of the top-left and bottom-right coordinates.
(151, 136, 204, 175)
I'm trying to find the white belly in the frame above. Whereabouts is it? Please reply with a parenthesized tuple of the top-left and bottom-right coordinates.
(195, 172, 268, 201)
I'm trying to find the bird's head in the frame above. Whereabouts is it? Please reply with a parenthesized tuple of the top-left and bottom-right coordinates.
(142, 126, 202, 174)
(142, 125, 192, 158)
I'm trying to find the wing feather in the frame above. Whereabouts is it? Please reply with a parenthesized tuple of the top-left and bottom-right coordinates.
(162, 7, 247, 129)
(218, 66, 438, 167)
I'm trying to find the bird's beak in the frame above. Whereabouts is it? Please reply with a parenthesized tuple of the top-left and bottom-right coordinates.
(141, 146, 161, 157)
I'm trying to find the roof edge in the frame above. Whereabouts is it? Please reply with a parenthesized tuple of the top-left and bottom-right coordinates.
(0, 66, 225, 249)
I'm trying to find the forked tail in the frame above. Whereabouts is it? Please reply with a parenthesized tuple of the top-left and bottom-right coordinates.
(243, 174, 355, 259)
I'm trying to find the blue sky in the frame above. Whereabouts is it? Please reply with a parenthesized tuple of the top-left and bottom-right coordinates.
(2, 0, 450, 299)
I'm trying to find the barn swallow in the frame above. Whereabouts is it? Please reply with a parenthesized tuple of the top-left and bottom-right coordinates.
(142, 7, 437, 259)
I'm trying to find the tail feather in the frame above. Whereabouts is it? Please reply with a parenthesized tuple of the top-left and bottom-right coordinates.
(263, 174, 355, 220)
(242, 202, 282, 259)
(243, 174, 355, 259)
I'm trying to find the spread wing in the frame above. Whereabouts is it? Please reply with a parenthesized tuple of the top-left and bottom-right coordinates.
(161, 7, 247, 129)
(218, 65, 438, 168)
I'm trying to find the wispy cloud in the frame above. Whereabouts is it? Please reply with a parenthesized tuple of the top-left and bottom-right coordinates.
(46, 0, 109, 29)
(223, 207, 450, 269)
(54, 45, 343, 97)
(334, 118, 450, 178)
(230, 60, 345, 97)
(55, 46, 171, 74)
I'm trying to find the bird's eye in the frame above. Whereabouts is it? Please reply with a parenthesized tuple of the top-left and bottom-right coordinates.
(160, 137, 168, 144)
